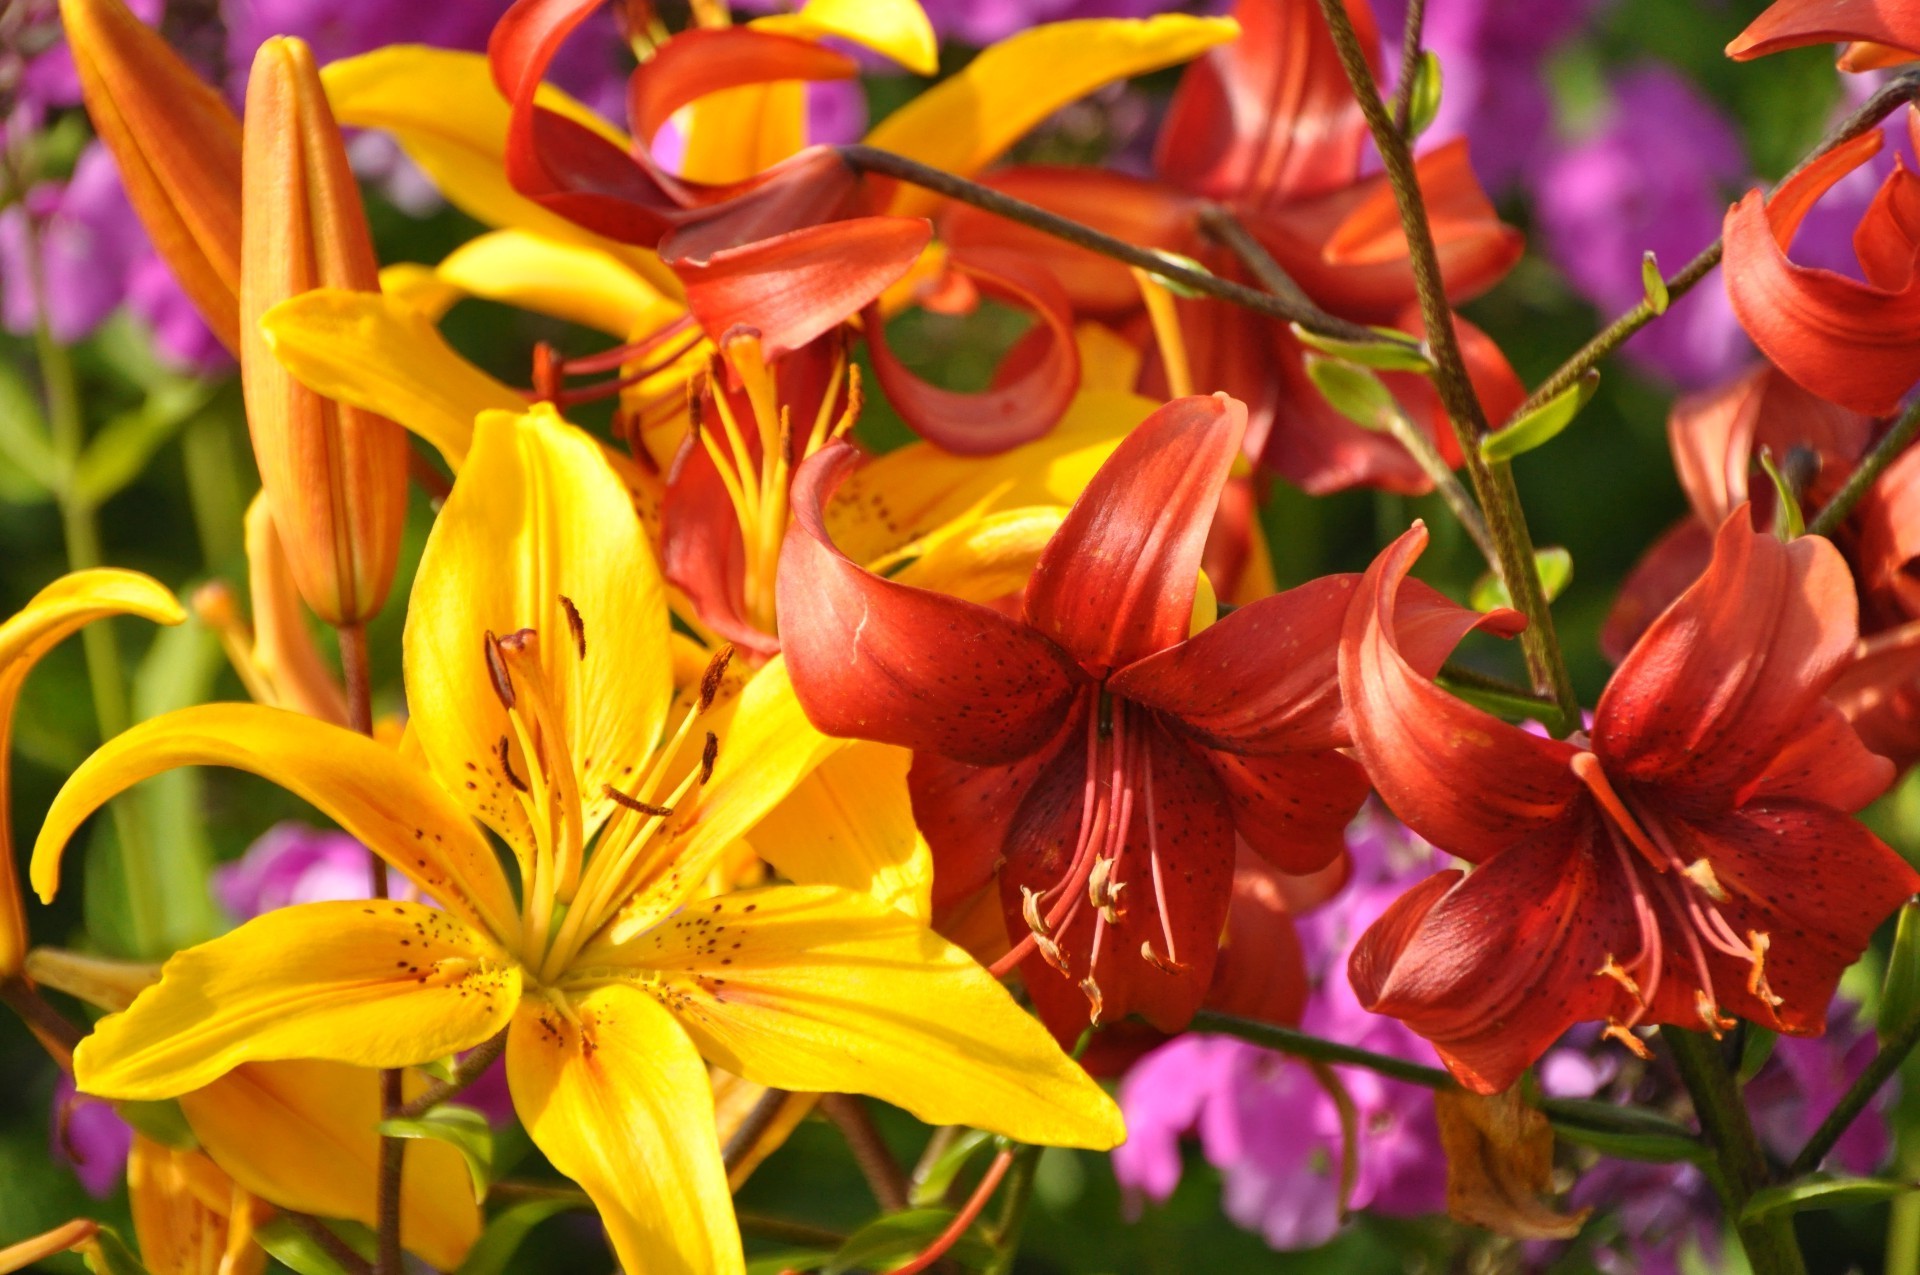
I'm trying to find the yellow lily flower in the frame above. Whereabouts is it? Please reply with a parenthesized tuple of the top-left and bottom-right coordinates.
(31, 407, 1123, 1275)
(127, 1136, 269, 1275)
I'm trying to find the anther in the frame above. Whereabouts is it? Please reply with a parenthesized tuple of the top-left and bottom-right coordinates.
(1034, 933, 1070, 974)
(1021, 886, 1052, 939)
(700, 731, 719, 783)
(603, 783, 672, 818)
(1141, 942, 1187, 975)
(1695, 990, 1736, 1037)
(1088, 857, 1126, 924)
(1681, 858, 1728, 902)
(559, 594, 586, 659)
(1079, 976, 1105, 1023)
(483, 631, 516, 710)
(1596, 955, 1644, 1005)
(699, 644, 735, 712)
(497, 735, 529, 794)
(1745, 930, 1785, 1010)
(1602, 1020, 1654, 1060)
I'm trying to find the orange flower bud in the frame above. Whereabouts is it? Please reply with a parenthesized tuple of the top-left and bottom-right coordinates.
(59, 0, 242, 350)
(239, 38, 409, 627)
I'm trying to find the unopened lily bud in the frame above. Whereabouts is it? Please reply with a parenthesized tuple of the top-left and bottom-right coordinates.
(240, 38, 409, 627)
(59, 0, 242, 350)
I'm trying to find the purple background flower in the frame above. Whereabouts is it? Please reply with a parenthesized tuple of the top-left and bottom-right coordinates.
(50, 1072, 134, 1199)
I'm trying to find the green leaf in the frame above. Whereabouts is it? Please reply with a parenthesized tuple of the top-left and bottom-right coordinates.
(130, 615, 225, 949)
(1535, 1098, 1704, 1164)
(0, 359, 60, 497)
(1880, 898, 1920, 1047)
(1303, 355, 1400, 432)
(380, 1105, 494, 1202)
(822, 1210, 994, 1275)
(1469, 547, 1572, 613)
(748, 1251, 833, 1275)
(1737, 1025, 1778, 1084)
(81, 1226, 151, 1275)
(252, 1217, 374, 1275)
(72, 379, 215, 509)
(1406, 50, 1443, 139)
(910, 1129, 994, 1207)
(454, 1197, 584, 1275)
(1756, 447, 1806, 540)
(1290, 322, 1433, 372)
(1479, 371, 1600, 463)
(1641, 250, 1670, 315)
(114, 1098, 197, 1150)
(1143, 249, 1214, 299)
(1741, 1174, 1917, 1223)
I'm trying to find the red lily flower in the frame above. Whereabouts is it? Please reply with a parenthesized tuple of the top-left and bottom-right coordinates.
(1601, 363, 1870, 660)
(1729, 0, 1920, 63)
(778, 392, 1496, 1040)
(1836, 442, 1920, 764)
(1344, 512, 1918, 1094)
(1724, 118, 1920, 415)
(937, 0, 1524, 494)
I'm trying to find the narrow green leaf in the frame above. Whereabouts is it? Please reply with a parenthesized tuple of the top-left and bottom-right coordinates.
(1737, 1025, 1778, 1084)
(910, 1129, 994, 1207)
(1479, 371, 1601, 463)
(1303, 355, 1399, 432)
(1741, 1174, 1916, 1223)
(822, 1210, 993, 1275)
(82, 1226, 151, 1275)
(1642, 251, 1670, 315)
(1535, 1097, 1706, 1166)
(1469, 547, 1572, 613)
(455, 1197, 583, 1275)
(253, 1217, 373, 1275)
(747, 1252, 834, 1275)
(1406, 49, 1443, 139)
(73, 379, 214, 509)
(1290, 322, 1433, 372)
(130, 615, 224, 948)
(380, 1105, 494, 1202)
(1880, 899, 1920, 1048)
(0, 359, 60, 495)
(1756, 446, 1806, 540)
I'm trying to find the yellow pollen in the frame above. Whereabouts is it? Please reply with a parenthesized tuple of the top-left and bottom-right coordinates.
(1602, 1020, 1654, 1060)
(1596, 954, 1644, 1005)
(1681, 858, 1728, 902)
(1746, 930, 1785, 1012)
(1079, 976, 1105, 1023)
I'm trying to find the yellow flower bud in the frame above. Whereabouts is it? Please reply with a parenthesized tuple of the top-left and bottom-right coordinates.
(239, 38, 409, 627)
(58, 0, 242, 350)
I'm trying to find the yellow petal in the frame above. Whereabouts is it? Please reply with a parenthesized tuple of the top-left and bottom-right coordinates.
(678, 81, 809, 185)
(865, 15, 1239, 217)
(823, 387, 1151, 566)
(405, 406, 673, 872)
(744, 737, 933, 920)
(376, 261, 465, 321)
(73, 901, 519, 1100)
(260, 288, 523, 470)
(437, 230, 682, 338)
(30, 702, 520, 943)
(183, 1060, 481, 1271)
(506, 983, 742, 1275)
(755, 0, 938, 76)
(1076, 320, 1142, 393)
(128, 1137, 268, 1275)
(598, 885, 1125, 1149)
(885, 505, 1065, 603)
(0, 569, 183, 977)
(320, 46, 683, 299)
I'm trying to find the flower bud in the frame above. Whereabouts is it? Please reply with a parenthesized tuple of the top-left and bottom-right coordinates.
(58, 0, 243, 350)
(240, 37, 409, 626)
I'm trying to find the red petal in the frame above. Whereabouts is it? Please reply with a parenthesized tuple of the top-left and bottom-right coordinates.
(627, 27, 856, 147)
(1349, 820, 1636, 1095)
(1594, 506, 1865, 805)
(1669, 364, 1873, 529)
(1832, 619, 1920, 768)
(1108, 574, 1360, 753)
(776, 441, 1080, 765)
(1199, 746, 1368, 874)
(1853, 426, 1920, 620)
(938, 167, 1198, 318)
(667, 216, 930, 359)
(1003, 721, 1235, 1042)
(1339, 523, 1579, 862)
(1599, 517, 1715, 665)
(865, 247, 1080, 456)
(908, 726, 1072, 913)
(1025, 394, 1247, 676)
(1205, 849, 1311, 1027)
(1321, 140, 1523, 306)
(1724, 146, 1920, 415)
(1852, 158, 1920, 291)
(1242, 326, 1435, 492)
(1155, 0, 1378, 209)
(1675, 801, 1918, 1030)
(1729, 0, 1920, 60)
(1746, 699, 1894, 810)
(660, 147, 874, 261)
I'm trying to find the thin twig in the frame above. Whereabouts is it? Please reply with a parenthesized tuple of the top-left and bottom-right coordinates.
(1313, 0, 1579, 730)
(391, 1030, 508, 1121)
(723, 1086, 795, 1176)
(1508, 68, 1920, 426)
(734, 1212, 849, 1249)
(1808, 396, 1920, 538)
(1388, 0, 1428, 134)
(890, 1148, 1015, 1275)
(0, 976, 83, 1061)
(1790, 1007, 1920, 1176)
(839, 145, 1396, 347)
(1194, 204, 1316, 311)
(820, 1093, 910, 1212)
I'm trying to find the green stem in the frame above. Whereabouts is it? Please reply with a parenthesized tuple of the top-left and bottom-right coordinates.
(821, 1092, 911, 1212)
(1662, 1025, 1806, 1275)
(1312, 0, 1579, 733)
(1788, 1004, 1920, 1177)
(984, 1144, 1040, 1275)
(25, 222, 161, 954)
(1807, 395, 1920, 539)
(180, 392, 247, 568)
(1437, 663, 1563, 722)
(389, 1030, 507, 1121)
(1387, 0, 1427, 134)
(734, 1212, 849, 1250)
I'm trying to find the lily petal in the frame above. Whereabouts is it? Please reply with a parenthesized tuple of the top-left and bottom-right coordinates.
(1321, 140, 1522, 304)
(1026, 394, 1246, 676)
(778, 442, 1081, 765)
(183, 1060, 481, 1271)
(406, 406, 673, 869)
(754, 0, 939, 76)
(30, 703, 519, 939)
(598, 884, 1126, 1149)
(868, 15, 1241, 219)
(1599, 517, 1716, 665)
(507, 983, 742, 1275)
(74, 901, 519, 1100)
(1339, 523, 1577, 861)
(260, 288, 522, 469)
(1199, 747, 1368, 874)
(909, 729, 1071, 912)
(1729, 0, 1920, 60)
(438, 230, 680, 337)
(628, 26, 855, 154)
(1594, 508, 1878, 806)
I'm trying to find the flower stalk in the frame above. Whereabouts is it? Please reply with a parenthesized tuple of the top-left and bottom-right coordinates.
(1789, 1005, 1920, 1176)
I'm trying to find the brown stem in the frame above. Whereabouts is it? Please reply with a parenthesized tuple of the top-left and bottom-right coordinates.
(838, 145, 1397, 348)
(1312, 0, 1579, 731)
(391, 1030, 508, 1121)
(820, 1093, 910, 1212)
(1789, 1002, 1920, 1176)
(1388, 0, 1428, 134)
(0, 976, 83, 1062)
(722, 1086, 795, 1177)
(1194, 204, 1317, 311)
(1808, 395, 1920, 538)
(1508, 67, 1920, 426)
